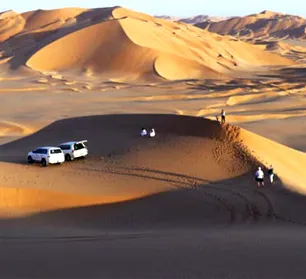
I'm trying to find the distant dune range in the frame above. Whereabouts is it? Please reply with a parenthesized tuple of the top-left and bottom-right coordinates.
(0, 7, 293, 81)
(196, 10, 306, 40)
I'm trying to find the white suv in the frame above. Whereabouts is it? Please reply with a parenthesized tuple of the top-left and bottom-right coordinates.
(58, 140, 88, 161)
(27, 147, 65, 167)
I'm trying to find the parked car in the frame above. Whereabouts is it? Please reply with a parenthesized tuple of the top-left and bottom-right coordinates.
(57, 140, 88, 161)
(27, 147, 65, 167)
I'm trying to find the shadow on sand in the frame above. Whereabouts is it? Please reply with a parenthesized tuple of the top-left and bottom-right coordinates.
(0, 114, 226, 164)
(0, 168, 305, 236)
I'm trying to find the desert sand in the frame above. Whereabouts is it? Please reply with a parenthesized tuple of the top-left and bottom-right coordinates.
(196, 10, 306, 40)
(1, 6, 306, 279)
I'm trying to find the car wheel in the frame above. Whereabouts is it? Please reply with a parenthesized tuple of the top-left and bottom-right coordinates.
(27, 156, 34, 164)
(41, 158, 47, 167)
(65, 154, 72, 161)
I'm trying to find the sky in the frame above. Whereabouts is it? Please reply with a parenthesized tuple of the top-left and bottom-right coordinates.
(1, 0, 306, 17)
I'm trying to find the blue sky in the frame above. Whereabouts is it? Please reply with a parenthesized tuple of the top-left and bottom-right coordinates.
(1, 0, 306, 17)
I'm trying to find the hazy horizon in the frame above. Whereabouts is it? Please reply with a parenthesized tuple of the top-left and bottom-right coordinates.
(1, 0, 306, 18)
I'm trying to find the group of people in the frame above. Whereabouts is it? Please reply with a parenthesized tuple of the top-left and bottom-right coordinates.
(140, 127, 156, 138)
(255, 165, 274, 187)
(140, 118, 275, 190)
(215, 110, 276, 188)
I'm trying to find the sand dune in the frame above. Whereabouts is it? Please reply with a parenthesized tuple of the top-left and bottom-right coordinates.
(0, 114, 254, 216)
(0, 186, 109, 217)
(0, 113, 306, 221)
(155, 14, 230, 24)
(0, 11, 25, 43)
(240, 129, 306, 193)
(196, 10, 306, 40)
(1, 112, 306, 270)
(0, 7, 293, 80)
(0, 6, 306, 278)
(0, 121, 32, 137)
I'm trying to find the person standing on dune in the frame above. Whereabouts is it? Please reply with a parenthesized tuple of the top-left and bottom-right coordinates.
(255, 167, 264, 187)
(149, 128, 156, 138)
(268, 165, 274, 184)
(140, 127, 147, 137)
(221, 109, 226, 124)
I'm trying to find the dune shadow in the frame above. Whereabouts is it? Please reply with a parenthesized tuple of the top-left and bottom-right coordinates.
(0, 174, 248, 233)
(1, 169, 306, 236)
(0, 114, 224, 164)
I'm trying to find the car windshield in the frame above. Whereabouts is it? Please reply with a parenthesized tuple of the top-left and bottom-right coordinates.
(50, 149, 62, 154)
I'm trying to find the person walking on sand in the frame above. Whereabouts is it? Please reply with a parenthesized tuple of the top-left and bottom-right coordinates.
(255, 167, 264, 187)
(268, 165, 274, 184)
(221, 109, 226, 124)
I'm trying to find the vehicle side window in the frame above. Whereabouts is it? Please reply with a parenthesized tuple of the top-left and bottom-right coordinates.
(74, 143, 84, 150)
(59, 145, 71, 150)
(41, 149, 48, 154)
(34, 149, 43, 154)
(50, 149, 62, 154)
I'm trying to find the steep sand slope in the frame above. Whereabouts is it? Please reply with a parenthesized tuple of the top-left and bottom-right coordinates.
(26, 7, 293, 80)
(240, 129, 306, 194)
(0, 11, 25, 42)
(0, 7, 115, 67)
(21, 8, 87, 31)
(0, 114, 306, 227)
(196, 10, 306, 40)
(0, 7, 293, 80)
(0, 115, 256, 218)
(0, 8, 87, 43)
(26, 20, 160, 80)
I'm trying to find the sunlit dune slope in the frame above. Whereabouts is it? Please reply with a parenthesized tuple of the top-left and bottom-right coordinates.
(0, 115, 257, 216)
(196, 10, 306, 40)
(240, 129, 306, 194)
(0, 121, 32, 137)
(0, 114, 306, 220)
(0, 114, 306, 222)
(0, 7, 293, 80)
(0, 187, 109, 217)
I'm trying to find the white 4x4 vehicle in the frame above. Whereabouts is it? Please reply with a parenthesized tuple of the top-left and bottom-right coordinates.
(58, 140, 88, 161)
(27, 147, 65, 167)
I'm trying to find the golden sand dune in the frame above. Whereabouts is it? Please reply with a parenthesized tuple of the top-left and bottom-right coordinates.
(240, 129, 306, 194)
(196, 10, 306, 40)
(2, 114, 306, 278)
(21, 8, 87, 31)
(0, 187, 108, 217)
(0, 121, 32, 137)
(0, 7, 293, 80)
(1, 6, 306, 278)
(0, 115, 253, 216)
(0, 113, 306, 224)
(0, 10, 25, 42)
(243, 40, 306, 64)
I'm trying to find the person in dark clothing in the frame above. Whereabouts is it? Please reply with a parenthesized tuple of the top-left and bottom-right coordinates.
(268, 165, 274, 184)
(221, 109, 226, 124)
